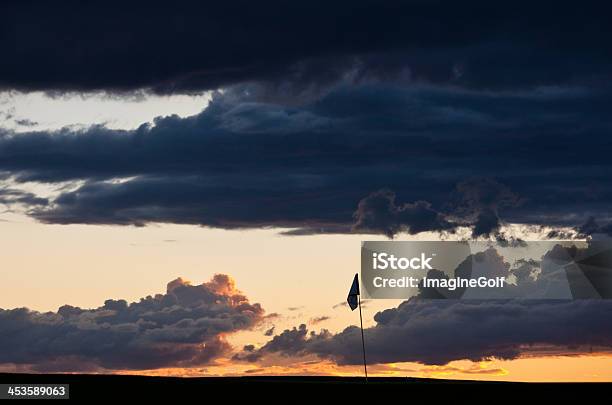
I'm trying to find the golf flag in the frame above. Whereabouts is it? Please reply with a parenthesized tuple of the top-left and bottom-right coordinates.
(346, 273, 368, 380)
(347, 273, 360, 310)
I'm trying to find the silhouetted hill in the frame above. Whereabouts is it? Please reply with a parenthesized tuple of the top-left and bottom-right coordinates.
(0, 373, 608, 401)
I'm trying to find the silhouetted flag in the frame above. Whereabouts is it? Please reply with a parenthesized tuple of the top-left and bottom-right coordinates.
(347, 273, 360, 311)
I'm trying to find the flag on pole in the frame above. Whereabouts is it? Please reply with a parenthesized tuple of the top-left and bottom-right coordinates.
(346, 273, 368, 381)
(347, 273, 360, 310)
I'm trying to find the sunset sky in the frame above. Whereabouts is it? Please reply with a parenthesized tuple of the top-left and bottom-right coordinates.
(1, 1, 611, 381)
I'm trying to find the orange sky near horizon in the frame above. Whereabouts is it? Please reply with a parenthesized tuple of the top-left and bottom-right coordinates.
(113, 354, 612, 382)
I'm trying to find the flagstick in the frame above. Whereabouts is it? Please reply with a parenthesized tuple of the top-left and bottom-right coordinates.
(358, 294, 368, 382)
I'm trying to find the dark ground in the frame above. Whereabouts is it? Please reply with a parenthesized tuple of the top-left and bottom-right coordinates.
(0, 373, 609, 401)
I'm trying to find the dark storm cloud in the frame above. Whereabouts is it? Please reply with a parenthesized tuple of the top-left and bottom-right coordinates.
(576, 217, 612, 237)
(453, 179, 522, 237)
(1, 1, 611, 93)
(0, 275, 264, 371)
(352, 189, 454, 237)
(245, 299, 612, 365)
(2, 82, 612, 233)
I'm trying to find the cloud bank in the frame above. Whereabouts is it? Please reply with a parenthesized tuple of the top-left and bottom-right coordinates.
(2, 1, 612, 237)
(1, 2, 610, 93)
(239, 246, 612, 365)
(0, 275, 264, 371)
(1, 83, 611, 236)
(244, 299, 612, 366)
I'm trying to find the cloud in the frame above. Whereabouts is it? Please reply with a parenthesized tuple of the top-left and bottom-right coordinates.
(2, 82, 612, 235)
(232, 344, 262, 363)
(352, 189, 454, 237)
(246, 299, 612, 366)
(576, 216, 612, 238)
(0, 187, 48, 208)
(0, 274, 264, 371)
(1, 2, 611, 93)
(453, 178, 522, 237)
(333, 299, 370, 309)
(309, 316, 331, 325)
(242, 244, 612, 366)
(14, 119, 38, 128)
(419, 364, 508, 377)
(251, 324, 332, 359)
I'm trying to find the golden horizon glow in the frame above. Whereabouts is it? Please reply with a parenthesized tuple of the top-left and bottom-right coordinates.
(95, 353, 612, 382)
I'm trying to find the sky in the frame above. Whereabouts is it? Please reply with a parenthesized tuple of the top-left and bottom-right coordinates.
(1, 0, 612, 381)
